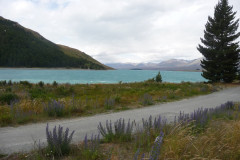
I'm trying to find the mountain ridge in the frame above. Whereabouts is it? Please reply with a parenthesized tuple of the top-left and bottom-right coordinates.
(0, 16, 111, 69)
(106, 58, 203, 71)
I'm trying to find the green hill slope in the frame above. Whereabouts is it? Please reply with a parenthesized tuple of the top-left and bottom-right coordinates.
(58, 44, 111, 69)
(0, 16, 110, 69)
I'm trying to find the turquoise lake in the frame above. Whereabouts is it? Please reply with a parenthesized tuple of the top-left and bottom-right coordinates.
(0, 69, 206, 84)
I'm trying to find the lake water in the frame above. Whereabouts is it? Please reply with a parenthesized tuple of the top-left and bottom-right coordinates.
(0, 69, 206, 84)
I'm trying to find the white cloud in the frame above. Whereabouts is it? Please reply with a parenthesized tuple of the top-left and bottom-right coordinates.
(0, 0, 239, 63)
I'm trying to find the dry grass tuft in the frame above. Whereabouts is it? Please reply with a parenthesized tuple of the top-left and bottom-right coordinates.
(160, 120, 240, 160)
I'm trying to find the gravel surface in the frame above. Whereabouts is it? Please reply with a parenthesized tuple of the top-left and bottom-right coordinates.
(0, 86, 239, 154)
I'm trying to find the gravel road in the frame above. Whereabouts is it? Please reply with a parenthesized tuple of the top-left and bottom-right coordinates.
(0, 86, 239, 154)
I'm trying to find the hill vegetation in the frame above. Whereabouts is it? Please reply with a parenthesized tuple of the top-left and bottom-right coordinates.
(0, 16, 110, 69)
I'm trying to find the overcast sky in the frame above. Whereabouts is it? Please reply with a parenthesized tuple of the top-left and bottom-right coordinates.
(0, 0, 239, 63)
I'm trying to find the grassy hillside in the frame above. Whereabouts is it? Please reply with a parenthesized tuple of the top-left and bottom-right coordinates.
(0, 16, 110, 69)
(58, 44, 112, 69)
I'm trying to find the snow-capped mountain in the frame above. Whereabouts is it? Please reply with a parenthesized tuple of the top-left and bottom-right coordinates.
(106, 58, 203, 71)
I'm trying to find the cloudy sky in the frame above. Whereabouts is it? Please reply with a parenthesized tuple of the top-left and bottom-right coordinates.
(0, 0, 239, 63)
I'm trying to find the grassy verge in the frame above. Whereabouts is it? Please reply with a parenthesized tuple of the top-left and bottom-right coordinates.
(3, 102, 240, 160)
(0, 80, 233, 126)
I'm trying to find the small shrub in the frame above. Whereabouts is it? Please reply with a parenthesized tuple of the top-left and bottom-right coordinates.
(38, 81, 44, 88)
(114, 95, 121, 103)
(5, 87, 12, 92)
(140, 93, 154, 106)
(69, 95, 84, 114)
(20, 81, 32, 88)
(56, 86, 72, 96)
(29, 88, 47, 99)
(46, 124, 75, 157)
(81, 134, 101, 159)
(0, 80, 7, 86)
(52, 81, 58, 87)
(44, 100, 65, 117)
(158, 96, 167, 102)
(7, 80, 12, 86)
(0, 113, 13, 126)
(98, 118, 135, 142)
(0, 93, 18, 105)
(15, 113, 35, 124)
(155, 72, 162, 83)
(145, 78, 155, 83)
(104, 97, 115, 110)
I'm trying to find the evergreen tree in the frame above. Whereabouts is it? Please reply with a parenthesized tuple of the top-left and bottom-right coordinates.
(155, 71, 162, 83)
(197, 0, 240, 83)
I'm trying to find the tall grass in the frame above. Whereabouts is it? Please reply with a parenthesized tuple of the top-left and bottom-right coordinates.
(0, 81, 218, 126)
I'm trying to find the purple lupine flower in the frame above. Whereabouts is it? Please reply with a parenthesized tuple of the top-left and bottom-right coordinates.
(83, 133, 100, 153)
(45, 124, 74, 156)
(98, 118, 134, 142)
(84, 134, 88, 149)
(133, 149, 140, 160)
(149, 131, 164, 160)
(141, 153, 145, 160)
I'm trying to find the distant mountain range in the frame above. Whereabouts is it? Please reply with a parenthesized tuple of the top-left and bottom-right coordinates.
(0, 16, 111, 69)
(106, 58, 203, 71)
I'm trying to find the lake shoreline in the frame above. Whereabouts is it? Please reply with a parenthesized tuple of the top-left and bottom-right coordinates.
(0, 69, 206, 84)
(0, 67, 112, 70)
(0, 67, 201, 72)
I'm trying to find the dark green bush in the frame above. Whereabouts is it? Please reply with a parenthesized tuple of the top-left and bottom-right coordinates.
(29, 88, 47, 99)
(52, 81, 58, 87)
(7, 80, 12, 85)
(0, 93, 18, 104)
(155, 71, 162, 83)
(0, 80, 7, 86)
(5, 87, 12, 92)
(20, 81, 32, 88)
(38, 81, 44, 88)
(0, 113, 13, 125)
(55, 86, 73, 96)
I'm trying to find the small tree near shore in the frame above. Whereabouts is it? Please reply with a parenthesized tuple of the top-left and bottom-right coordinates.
(155, 72, 162, 83)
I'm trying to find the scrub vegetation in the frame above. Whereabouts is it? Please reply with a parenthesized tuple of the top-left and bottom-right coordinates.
(0, 80, 223, 127)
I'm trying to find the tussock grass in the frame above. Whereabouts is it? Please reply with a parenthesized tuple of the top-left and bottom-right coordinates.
(160, 119, 240, 160)
(0, 81, 220, 126)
